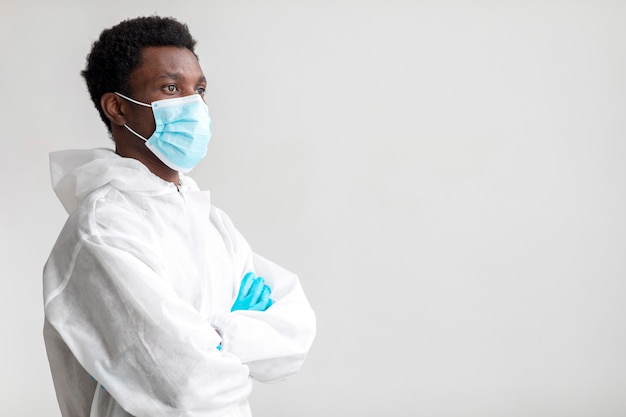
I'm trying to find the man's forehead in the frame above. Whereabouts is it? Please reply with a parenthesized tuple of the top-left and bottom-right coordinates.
(139, 46, 199, 68)
(131, 46, 204, 81)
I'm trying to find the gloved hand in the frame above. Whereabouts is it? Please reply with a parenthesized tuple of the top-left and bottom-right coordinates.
(231, 272, 274, 312)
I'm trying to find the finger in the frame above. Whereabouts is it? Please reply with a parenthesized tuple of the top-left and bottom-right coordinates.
(247, 277, 265, 304)
(249, 285, 271, 311)
(237, 272, 255, 298)
(256, 285, 271, 309)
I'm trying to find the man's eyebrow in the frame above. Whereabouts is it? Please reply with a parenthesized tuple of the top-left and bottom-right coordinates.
(157, 73, 207, 83)
(157, 72, 183, 80)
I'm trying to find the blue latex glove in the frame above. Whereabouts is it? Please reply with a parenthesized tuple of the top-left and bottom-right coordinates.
(231, 272, 274, 312)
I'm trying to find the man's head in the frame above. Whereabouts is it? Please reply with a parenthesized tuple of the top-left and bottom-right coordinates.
(82, 16, 209, 181)
(81, 16, 197, 132)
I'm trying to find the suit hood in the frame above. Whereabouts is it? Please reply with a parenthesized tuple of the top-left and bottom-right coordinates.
(49, 148, 193, 214)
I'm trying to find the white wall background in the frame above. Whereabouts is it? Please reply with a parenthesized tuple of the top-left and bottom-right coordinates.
(1, 1, 625, 415)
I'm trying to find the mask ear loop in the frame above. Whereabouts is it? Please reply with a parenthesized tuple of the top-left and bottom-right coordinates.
(114, 92, 153, 141)
(114, 92, 152, 108)
(122, 124, 149, 142)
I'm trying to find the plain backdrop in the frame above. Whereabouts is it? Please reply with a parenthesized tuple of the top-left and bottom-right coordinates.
(1, 1, 625, 416)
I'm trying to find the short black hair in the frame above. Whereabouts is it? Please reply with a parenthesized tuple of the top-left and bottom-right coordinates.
(81, 16, 197, 131)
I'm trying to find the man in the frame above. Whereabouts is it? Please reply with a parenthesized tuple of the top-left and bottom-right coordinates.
(43, 16, 316, 417)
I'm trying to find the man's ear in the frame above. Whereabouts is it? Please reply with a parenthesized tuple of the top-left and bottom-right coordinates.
(101, 93, 127, 127)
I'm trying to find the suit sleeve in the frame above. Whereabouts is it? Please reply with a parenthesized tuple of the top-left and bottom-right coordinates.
(209, 210, 317, 383)
(43, 230, 252, 417)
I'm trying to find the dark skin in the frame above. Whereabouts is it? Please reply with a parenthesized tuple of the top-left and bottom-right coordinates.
(100, 46, 207, 186)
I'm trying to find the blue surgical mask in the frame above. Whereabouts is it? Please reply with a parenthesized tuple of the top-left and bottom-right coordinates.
(115, 92, 212, 173)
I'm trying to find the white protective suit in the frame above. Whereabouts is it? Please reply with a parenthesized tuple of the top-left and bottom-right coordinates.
(43, 148, 316, 417)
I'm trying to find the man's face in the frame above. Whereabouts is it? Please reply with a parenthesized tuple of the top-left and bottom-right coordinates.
(122, 45, 207, 141)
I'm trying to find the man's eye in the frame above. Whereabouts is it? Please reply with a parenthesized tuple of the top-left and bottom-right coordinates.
(166, 85, 176, 92)
(196, 87, 206, 95)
